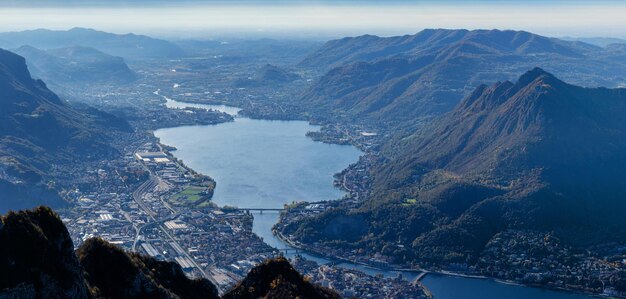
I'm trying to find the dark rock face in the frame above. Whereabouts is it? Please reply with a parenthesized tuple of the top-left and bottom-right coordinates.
(77, 238, 219, 299)
(0, 207, 219, 299)
(223, 257, 340, 299)
(0, 206, 90, 298)
(0, 207, 339, 299)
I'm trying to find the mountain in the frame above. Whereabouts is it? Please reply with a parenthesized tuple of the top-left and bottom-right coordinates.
(235, 64, 301, 87)
(0, 28, 184, 60)
(301, 29, 598, 68)
(14, 45, 136, 86)
(283, 69, 626, 265)
(0, 206, 217, 299)
(0, 207, 91, 298)
(0, 206, 338, 299)
(299, 29, 626, 128)
(562, 36, 626, 47)
(0, 48, 123, 212)
(223, 257, 340, 299)
(77, 238, 219, 299)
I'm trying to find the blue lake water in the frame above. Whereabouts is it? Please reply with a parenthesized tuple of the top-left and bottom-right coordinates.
(155, 101, 595, 299)
(155, 117, 360, 208)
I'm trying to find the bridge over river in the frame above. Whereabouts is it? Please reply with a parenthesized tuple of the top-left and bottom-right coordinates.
(233, 208, 325, 214)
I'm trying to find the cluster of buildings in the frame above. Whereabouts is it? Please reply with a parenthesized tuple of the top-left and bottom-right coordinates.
(61, 151, 150, 249)
(135, 151, 191, 185)
(163, 208, 279, 290)
(62, 138, 284, 291)
(478, 230, 626, 297)
(55, 70, 437, 296)
(293, 257, 429, 299)
(59, 136, 436, 297)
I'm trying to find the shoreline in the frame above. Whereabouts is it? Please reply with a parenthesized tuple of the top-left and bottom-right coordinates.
(273, 226, 605, 299)
(159, 98, 605, 299)
(272, 228, 433, 298)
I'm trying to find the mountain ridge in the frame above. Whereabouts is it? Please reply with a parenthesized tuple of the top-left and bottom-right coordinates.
(0, 27, 184, 60)
(299, 29, 626, 129)
(300, 29, 600, 68)
(283, 69, 626, 267)
(0, 48, 126, 212)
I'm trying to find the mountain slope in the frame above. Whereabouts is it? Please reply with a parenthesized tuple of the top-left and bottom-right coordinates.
(300, 29, 598, 68)
(300, 29, 625, 128)
(77, 238, 219, 299)
(0, 27, 184, 60)
(0, 207, 91, 298)
(283, 69, 626, 265)
(223, 257, 340, 299)
(0, 48, 121, 212)
(235, 64, 301, 87)
(14, 45, 136, 86)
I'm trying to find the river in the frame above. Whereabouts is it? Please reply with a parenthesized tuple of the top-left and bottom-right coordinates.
(155, 99, 594, 299)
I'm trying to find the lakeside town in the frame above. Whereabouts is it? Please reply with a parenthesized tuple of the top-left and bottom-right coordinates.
(276, 199, 626, 297)
(56, 88, 430, 297)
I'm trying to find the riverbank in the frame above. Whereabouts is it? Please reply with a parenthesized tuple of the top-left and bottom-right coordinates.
(274, 227, 607, 299)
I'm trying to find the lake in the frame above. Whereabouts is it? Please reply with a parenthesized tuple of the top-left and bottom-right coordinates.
(155, 100, 594, 299)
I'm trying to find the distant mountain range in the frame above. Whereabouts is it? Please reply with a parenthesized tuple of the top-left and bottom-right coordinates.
(0, 27, 184, 60)
(0, 206, 340, 299)
(300, 29, 599, 68)
(14, 45, 136, 86)
(285, 68, 626, 264)
(299, 29, 626, 128)
(562, 36, 626, 47)
(0, 48, 128, 212)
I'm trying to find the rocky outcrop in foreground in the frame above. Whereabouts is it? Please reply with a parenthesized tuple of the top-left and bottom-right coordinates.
(0, 206, 339, 299)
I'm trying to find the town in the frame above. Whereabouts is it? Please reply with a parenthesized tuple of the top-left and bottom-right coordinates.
(55, 77, 432, 296)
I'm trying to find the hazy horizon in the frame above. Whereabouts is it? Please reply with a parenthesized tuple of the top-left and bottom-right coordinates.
(0, 1, 625, 40)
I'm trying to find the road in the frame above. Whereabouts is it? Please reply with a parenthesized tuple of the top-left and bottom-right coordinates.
(131, 171, 222, 292)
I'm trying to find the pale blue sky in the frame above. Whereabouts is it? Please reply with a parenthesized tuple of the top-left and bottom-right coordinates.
(0, 1, 624, 39)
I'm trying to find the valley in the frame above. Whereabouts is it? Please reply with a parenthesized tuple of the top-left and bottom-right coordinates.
(3, 25, 626, 298)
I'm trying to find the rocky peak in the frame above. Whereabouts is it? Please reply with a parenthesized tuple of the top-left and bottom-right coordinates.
(0, 206, 90, 299)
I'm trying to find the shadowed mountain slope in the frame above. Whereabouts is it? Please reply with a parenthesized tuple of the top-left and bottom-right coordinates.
(77, 238, 219, 299)
(283, 69, 626, 264)
(0, 207, 92, 298)
(0, 48, 124, 212)
(223, 257, 340, 299)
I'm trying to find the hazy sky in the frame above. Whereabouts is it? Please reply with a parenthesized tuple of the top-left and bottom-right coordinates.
(0, 1, 625, 39)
